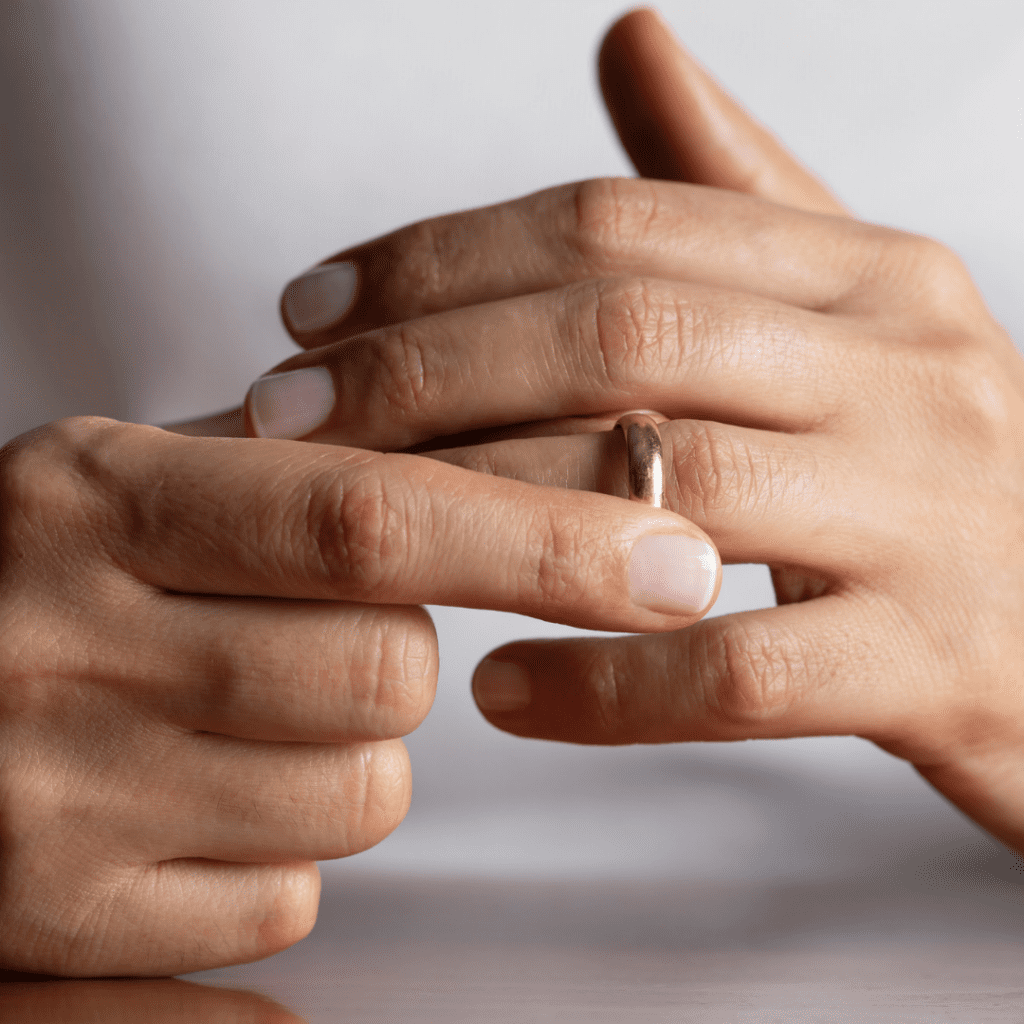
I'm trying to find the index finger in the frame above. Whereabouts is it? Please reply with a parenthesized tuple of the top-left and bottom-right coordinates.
(68, 419, 721, 633)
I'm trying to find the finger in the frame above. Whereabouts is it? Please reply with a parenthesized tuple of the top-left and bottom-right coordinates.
(427, 420, 853, 572)
(51, 860, 321, 976)
(598, 8, 848, 216)
(66, 419, 720, 633)
(144, 597, 437, 743)
(471, 596, 907, 744)
(250, 278, 856, 450)
(144, 736, 411, 864)
(279, 178, 882, 349)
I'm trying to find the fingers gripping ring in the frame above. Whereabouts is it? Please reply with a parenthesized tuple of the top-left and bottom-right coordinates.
(615, 411, 666, 508)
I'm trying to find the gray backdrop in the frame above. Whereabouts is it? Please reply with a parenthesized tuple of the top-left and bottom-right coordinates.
(1, 0, 1022, 882)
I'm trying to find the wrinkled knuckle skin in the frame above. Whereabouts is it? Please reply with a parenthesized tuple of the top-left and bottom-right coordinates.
(305, 460, 416, 600)
(571, 177, 660, 273)
(591, 277, 676, 390)
(0, 417, 120, 546)
(674, 423, 748, 524)
(354, 741, 412, 850)
(672, 424, 815, 531)
(382, 217, 460, 315)
(369, 322, 445, 428)
(532, 507, 589, 609)
(707, 621, 799, 729)
(352, 606, 438, 737)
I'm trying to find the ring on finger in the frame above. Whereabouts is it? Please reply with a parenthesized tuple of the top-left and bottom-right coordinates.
(615, 411, 667, 508)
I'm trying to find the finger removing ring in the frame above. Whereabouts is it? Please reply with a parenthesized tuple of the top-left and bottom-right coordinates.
(615, 411, 665, 508)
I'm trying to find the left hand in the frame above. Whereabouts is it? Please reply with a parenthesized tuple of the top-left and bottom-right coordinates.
(239, 9, 1024, 855)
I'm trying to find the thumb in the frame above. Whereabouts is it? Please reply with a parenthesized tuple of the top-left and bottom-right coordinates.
(598, 7, 847, 216)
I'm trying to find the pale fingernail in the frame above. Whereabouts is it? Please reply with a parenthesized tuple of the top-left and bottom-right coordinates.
(282, 262, 358, 333)
(628, 534, 718, 615)
(472, 659, 531, 713)
(247, 367, 335, 439)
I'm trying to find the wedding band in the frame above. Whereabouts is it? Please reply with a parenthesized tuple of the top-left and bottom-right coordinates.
(615, 411, 665, 508)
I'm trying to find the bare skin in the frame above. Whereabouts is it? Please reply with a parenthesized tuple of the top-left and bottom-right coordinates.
(2, 6, 1020, 980)
(0, 417, 717, 978)
(250, 10, 1024, 860)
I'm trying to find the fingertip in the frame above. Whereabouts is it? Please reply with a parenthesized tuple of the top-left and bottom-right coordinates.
(358, 739, 413, 847)
(244, 367, 336, 440)
(280, 262, 359, 339)
(255, 861, 322, 957)
(472, 657, 532, 715)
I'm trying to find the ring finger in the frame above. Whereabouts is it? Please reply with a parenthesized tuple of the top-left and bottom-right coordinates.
(428, 419, 862, 574)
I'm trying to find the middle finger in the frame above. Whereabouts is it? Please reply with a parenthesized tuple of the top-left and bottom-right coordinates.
(249, 277, 855, 450)
(142, 596, 438, 744)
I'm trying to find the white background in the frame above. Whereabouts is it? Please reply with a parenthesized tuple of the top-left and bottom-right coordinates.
(1, 0, 1022, 881)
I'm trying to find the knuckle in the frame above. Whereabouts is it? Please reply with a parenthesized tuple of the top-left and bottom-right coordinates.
(384, 216, 459, 311)
(674, 423, 746, 522)
(570, 177, 661, 271)
(352, 740, 412, 848)
(590, 277, 676, 388)
(936, 345, 1015, 451)
(706, 620, 802, 728)
(589, 651, 628, 739)
(891, 234, 979, 318)
(0, 416, 129, 561)
(304, 457, 418, 599)
(672, 423, 804, 526)
(350, 606, 438, 735)
(251, 863, 320, 956)
(531, 505, 589, 608)
(0, 620, 59, 717)
(0, 418, 99, 514)
(730, 158, 777, 201)
(370, 322, 442, 424)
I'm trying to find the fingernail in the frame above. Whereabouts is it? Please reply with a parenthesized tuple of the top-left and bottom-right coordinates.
(282, 262, 358, 333)
(247, 367, 335, 439)
(472, 659, 531, 713)
(628, 534, 718, 615)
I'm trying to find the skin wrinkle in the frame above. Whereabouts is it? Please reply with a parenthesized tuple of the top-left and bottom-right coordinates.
(10, 6, 1024, 978)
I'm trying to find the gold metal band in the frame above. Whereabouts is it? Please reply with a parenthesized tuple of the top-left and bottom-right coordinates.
(615, 411, 666, 508)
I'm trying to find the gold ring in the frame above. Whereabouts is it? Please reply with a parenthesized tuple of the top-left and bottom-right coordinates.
(615, 411, 666, 508)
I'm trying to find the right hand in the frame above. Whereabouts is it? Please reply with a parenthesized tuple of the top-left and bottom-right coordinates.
(0, 416, 719, 977)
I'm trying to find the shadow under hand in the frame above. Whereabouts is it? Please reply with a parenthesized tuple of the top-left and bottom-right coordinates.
(0, 976, 305, 1024)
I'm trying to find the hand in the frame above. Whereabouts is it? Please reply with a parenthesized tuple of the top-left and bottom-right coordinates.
(245, 10, 1024, 855)
(0, 416, 719, 976)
